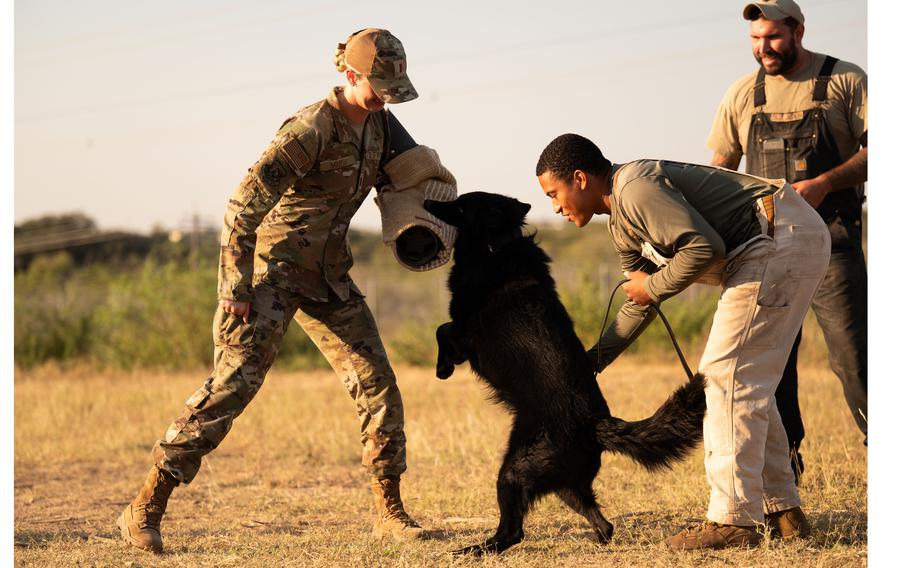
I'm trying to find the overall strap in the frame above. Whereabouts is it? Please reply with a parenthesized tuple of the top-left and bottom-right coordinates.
(753, 66, 767, 107)
(812, 55, 839, 102)
(755, 55, 839, 106)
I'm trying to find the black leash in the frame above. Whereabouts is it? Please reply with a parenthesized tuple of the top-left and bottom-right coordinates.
(595, 278, 695, 380)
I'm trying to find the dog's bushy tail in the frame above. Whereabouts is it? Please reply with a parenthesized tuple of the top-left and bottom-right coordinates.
(596, 373, 706, 472)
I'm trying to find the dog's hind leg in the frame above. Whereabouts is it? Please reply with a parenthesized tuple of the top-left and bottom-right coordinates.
(556, 486, 614, 544)
(453, 449, 537, 555)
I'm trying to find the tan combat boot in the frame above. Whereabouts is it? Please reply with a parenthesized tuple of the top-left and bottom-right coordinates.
(666, 521, 762, 550)
(370, 476, 426, 541)
(116, 466, 179, 553)
(767, 506, 811, 540)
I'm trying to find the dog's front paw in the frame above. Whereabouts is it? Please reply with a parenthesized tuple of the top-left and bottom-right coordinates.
(594, 521, 614, 544)
(451, 535, 520, 556)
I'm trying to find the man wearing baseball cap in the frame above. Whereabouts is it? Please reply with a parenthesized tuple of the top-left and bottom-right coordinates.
(117, 28, 433, 552)
(692, 0, 867, 549)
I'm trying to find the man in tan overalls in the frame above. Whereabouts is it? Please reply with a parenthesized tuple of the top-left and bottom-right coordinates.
(117, 28, 428, 553)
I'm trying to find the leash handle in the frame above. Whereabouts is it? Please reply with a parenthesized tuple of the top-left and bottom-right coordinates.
(596, 278, 694, 380)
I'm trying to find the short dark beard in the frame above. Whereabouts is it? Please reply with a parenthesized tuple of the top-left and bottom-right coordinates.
(754, 34, 798, 76)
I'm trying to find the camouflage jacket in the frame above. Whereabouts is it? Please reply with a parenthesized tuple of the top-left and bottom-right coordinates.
(219, 87, 386, 302)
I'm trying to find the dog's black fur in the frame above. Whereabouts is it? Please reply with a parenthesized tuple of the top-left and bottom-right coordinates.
(424, 192, 707, 555)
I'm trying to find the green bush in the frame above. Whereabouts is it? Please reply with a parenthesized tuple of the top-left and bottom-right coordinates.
(387, 319, 439, 367)
(89, 260, 218, 369)
(15, 253, 108, 366)
(14, 251, 334, 370)
(13, 226, 827, 371)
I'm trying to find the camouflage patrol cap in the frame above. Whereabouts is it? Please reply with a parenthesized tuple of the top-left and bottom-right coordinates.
(345, 28, 418, 104)
(743, 0, 805, 24)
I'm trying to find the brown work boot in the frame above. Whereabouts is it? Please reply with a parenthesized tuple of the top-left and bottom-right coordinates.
(666, 521, 762, 550)
(370, 476, 426, 541)
(116, 466, 179, 553)
(767, 507, 811, 540)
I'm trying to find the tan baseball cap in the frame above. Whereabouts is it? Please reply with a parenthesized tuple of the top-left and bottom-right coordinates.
(344, 28, 418, 104)
(743, 0, 805, 24)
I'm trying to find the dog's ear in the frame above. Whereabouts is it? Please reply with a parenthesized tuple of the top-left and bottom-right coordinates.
(506, 199, 531, 221)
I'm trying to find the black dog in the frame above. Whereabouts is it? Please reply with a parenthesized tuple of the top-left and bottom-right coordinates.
(423, 192, 706, 555)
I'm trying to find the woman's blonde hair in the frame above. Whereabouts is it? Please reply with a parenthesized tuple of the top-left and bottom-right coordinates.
(334, 29, 368, 73)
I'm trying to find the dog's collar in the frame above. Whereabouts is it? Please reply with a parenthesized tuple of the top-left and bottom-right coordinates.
(487, 227, 524, 254)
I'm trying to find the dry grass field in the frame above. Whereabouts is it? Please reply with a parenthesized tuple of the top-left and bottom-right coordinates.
(14, 358, 866, 567)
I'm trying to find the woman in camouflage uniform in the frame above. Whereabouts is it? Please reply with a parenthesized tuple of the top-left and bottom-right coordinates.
(117, 28, 426, 553)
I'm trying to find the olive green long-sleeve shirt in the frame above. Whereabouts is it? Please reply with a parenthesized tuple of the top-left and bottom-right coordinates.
(590, 159, 779, 368)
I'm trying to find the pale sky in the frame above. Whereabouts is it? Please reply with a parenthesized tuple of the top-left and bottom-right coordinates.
(8, 0, 910, 557)
(14, 0, 867, 233)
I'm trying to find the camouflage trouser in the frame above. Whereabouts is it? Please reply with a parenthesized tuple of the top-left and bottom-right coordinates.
(151, 282, 406, 484)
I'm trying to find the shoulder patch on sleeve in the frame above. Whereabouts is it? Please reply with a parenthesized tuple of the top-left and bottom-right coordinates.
(258, 157, 288, 189)
(279, 137, 312, 175)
